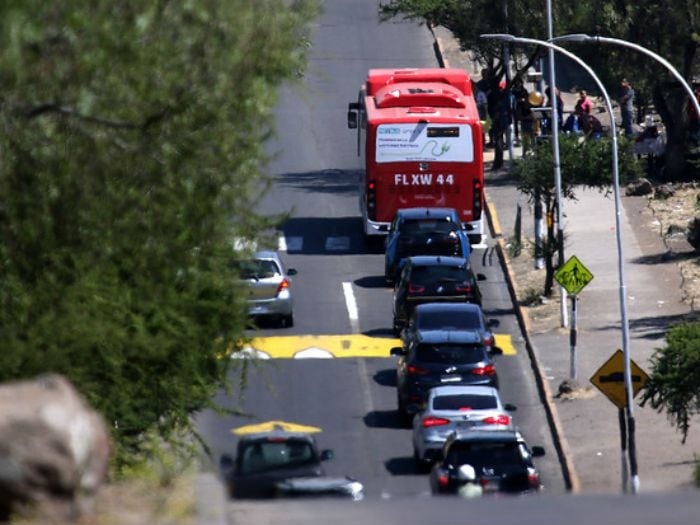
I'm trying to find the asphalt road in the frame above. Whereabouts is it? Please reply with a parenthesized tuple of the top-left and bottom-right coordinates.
(194, 0, 567, 517)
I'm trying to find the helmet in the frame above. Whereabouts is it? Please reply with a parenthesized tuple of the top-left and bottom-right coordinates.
(457, 464, 477, 482)
(528, 91, 544, 106)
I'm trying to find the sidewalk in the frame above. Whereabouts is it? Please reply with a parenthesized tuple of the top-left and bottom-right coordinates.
(434, 26, 700, 493)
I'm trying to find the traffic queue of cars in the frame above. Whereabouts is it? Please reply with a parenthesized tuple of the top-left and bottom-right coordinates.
(385, 207, 546, 496)
(228, 206, 545, 499)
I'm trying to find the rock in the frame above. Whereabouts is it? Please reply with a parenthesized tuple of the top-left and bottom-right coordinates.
(654, 183, 675, 199)
(687, 217, 700, 252)
(556, 379, 580, 396)
(625, 178, 653, 196)
(0, 374, 110, 520)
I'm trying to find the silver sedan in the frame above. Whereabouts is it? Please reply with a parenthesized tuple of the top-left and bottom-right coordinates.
(237, 250, 297, 328)
(411, 385, 515, 471)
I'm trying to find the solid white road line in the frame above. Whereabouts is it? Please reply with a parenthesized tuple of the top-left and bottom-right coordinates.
(342, 281, 360, 334)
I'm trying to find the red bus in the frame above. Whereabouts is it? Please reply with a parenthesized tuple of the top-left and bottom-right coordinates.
(347, 68, 484, 244)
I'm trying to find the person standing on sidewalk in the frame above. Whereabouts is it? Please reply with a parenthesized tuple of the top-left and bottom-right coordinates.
(620, 78, 635, 136)
(574, 90, 592, 115)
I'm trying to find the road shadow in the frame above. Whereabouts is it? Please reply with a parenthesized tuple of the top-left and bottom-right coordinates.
(632, 249, 697, 266)
(363, 409, 403, 430)
(354, 275, 389, 289)
(384, 457, 424, 476)
(362, 328, 397, 338)
(595, 312, 700, 341)
(275, 169, 359, 196)
(373, 368, 397, 387)
(280, 216, 370, 255)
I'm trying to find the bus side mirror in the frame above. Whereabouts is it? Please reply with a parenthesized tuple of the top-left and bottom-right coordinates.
(348, 102, 360, 129)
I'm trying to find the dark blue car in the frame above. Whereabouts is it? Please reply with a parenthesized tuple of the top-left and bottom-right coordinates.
(384, 208, 471, 284)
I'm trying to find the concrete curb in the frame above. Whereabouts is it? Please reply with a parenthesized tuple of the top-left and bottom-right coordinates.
(430, 24, 581, 493)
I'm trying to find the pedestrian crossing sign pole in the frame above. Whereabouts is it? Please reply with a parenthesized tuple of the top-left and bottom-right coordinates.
(554, 255, 594, 380)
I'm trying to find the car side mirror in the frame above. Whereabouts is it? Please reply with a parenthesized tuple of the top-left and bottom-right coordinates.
(504, 403, 517, 412)
(487, 318, 500, 328)
(531, 446, 545, 457)
(476, 273, 487, 281)
(219, 454, 235, 473)
(490, 346, 504, 356)
(287, 268, 298, 276)
(320, 449, 334, 461)
(390, 347, 406, 357)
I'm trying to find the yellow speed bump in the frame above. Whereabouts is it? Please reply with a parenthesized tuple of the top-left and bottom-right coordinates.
(232, 420, 322, 435)
(243, 334, 401, 359)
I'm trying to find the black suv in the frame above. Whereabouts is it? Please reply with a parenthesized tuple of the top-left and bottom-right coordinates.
(430, 430, 545, 495)
(391, 328, 499, 424)
(220, 431, 336, 499)
(392, 256, 485, 334)
(402, 303, 499, 354)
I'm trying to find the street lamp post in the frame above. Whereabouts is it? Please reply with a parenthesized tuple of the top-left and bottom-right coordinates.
(551, 34, 700, 119)
(480, 33, 638, 494)
(546, 0, 569, 329)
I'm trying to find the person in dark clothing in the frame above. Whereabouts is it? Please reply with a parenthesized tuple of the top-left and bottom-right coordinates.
(577, 111, 603, 139)
(619, 79, 635, 136)
(511, 79, 528, 143)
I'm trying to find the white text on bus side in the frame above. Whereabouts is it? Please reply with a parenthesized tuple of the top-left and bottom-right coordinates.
(393, 174, 455, 185)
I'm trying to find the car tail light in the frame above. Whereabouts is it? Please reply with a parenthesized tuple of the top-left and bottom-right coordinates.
(408, 282, 425, 293)
(407, 364, 428, 375)
(472, 364, 496, 376)
(473, 179, 483, 220)
(481, 414, 510, 426)
(421, 416, 450, 428)
(367, 180, 377, 220)
(483, 334, 493, 347)
(436, 470, 450, 486)
(455, 283, 473, 293)
(276, 278, 290, 295)
(527, 468, 540, 489)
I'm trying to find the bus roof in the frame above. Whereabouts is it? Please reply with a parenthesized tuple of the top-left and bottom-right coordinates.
(366, 68, 472, 97)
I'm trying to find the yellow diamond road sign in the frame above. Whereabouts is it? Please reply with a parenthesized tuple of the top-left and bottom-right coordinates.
(554, 255, 594, 296)
(590, 349, 650, 409)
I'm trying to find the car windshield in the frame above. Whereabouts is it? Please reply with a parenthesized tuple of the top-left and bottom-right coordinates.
(234, 259, 280, 280)
(415, 343, 485, 364)
(400, 219, 456, 235)
(433, 394, 497, 410)
(411, 265, 468, 286)
(417, 309, 481, 330)
(446, 441, 524, 469)
(238, 439, 317, 475)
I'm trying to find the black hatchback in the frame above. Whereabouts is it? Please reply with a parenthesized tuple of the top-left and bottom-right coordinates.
(391, 328, 499, 424)
(392, 256, 485, 334)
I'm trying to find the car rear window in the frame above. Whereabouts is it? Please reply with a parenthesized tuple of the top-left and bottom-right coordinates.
(415, 343, 485, 364)
(401, 219, 456, 235)
(417, 309, 481, 330)
(234, 259, 281, 279)
(433, 394, 498, 411)
(447, 441, 523, 468)
(411, 265, 468, 286)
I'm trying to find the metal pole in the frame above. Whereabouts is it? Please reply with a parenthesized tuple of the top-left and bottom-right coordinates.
(546, 0, 568, 328)
(569, 294, 577, 379)
(479, 33, 637, 493)
(618, 407, 629, 492)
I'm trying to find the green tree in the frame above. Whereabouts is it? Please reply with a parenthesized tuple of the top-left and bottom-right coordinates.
(381, 0, 700, 178)
(512, 135, 643, 295)
(641, 322, 700, 443)
(0, 0, 319, 465)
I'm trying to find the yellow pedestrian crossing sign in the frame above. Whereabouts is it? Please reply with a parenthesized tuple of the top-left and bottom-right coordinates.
(590, 350, 650, 409)
(554, 255, 593, 296)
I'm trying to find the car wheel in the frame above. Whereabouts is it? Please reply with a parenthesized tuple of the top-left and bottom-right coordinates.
(280, 313, 294, 328)
(397, 397, 412, 427)
(413, 447, 431, 473)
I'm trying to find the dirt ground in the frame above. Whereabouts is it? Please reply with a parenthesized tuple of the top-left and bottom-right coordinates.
(506, 182, 700, 332)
